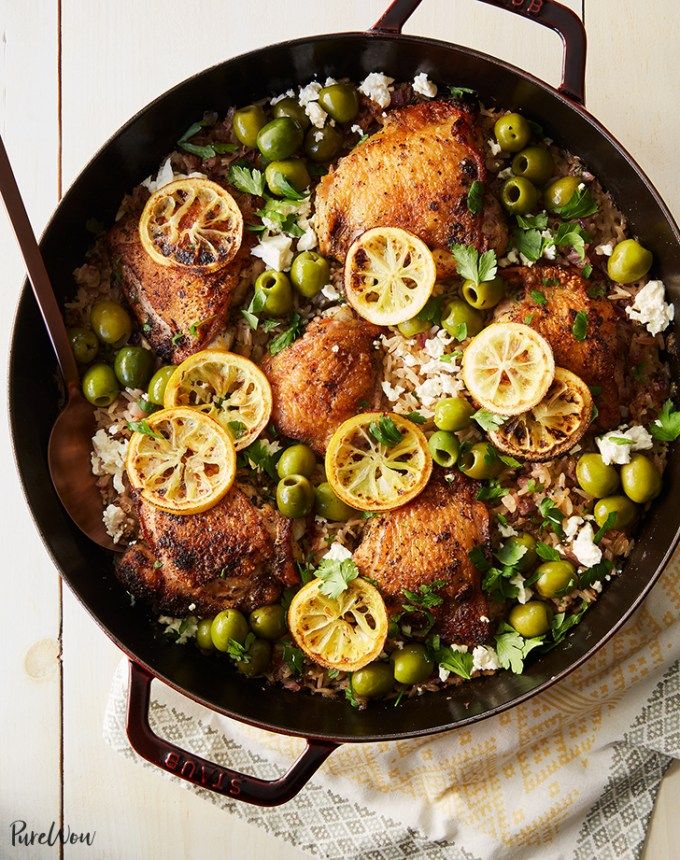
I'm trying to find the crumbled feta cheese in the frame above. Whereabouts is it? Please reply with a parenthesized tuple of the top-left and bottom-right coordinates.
(497, 166, 513, 180)
(572, 522, 602, 568)
(626, 280, 675, 336)
(141, 157, 206, 193)
(188, 603, 196, 612)
(423, 331, 451, 359)
(270, 89, 295, 105)
(350, 124, 363, 135)
(541, 230, 557, 260)
(510, 574, 533, 604)
(251, 234, 293, 271)
(591, 580, 604, 593)
(91, 429, 129, 494)
(472, 645, 501, 672)
(499, 248, 520, 267)
(595, 242, 614, 256)
(102, 504, 126, 544)
(382, 380, 405, 402)
(412, 72, 437, 98)
(564, 516, 584, 540)
(298, 81, 322, 106)
(498, 521, 518, 538)
(358, 72, 394, 108)
(597, 424, 654, 465)
(479, 616, 490, 623)
(158, 616, 198, 645)
(324, 77, 337, 87)
(324, 542, 352, 561)
(296, 224, 318, 252)
(488, 138, 502, 156)
(321, 283, 341, 301)
(438, 666, 451, 682)
(306, 101, 327, 129)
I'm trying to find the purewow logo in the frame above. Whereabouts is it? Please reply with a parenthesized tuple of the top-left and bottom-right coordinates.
(10, 820, 96, 847)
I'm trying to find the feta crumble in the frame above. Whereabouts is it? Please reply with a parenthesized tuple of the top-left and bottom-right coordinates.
(270, 89, 295, 105)
(305, 101, 328, 129)
(596, 424, 653, 466)
(158, 616, 198, 645)
(595, 242, 614, 257)
(350, 124, 364, 135)
(141, 157, 206, 194)
(251, 234, 294, 271)
(510, 574, 533, 604)
(472, 645, 501, 672)
(324, 542, 353, 561)
(382, 380, 406, 402)
(564, 516, 584, 541)
(497, 166, 513, 180)
(358, 72, 394, 108)
(498, 521, 518, 538)
(488, 138, 502, 156)
(102, 504, 126, 544)
(321, 283, 341, 302)
(626, 280, 674, 336)
(571, 522, 602, 568)
(91, 429, 129, 494)
(298, 81, 322, 106)
(296, 224, 318, 252)
(412, 72, 437, 98)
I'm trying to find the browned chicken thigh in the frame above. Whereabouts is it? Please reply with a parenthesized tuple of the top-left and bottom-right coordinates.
(314, 100, 508, 271)
(116, 486, 298, 616)
(353, 474, 494, 646)
(108, 206, 249, 364)
(496, 265, 630, 430)
(260, 314, 382, 454)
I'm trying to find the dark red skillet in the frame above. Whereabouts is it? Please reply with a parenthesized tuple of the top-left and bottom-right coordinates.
(8, 0, 680, 805)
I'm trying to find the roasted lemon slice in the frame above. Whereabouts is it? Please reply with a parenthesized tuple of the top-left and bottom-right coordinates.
(163, 350, 271, 450)
(325, 412, 432, 512)
(288, 578, 388, 672)
(139, 177, 243, 271)
(344, 227, 436, 326)
(126, 407, 236, 514)
(489, 368, 592, 462)
(462, 322, 555, 416)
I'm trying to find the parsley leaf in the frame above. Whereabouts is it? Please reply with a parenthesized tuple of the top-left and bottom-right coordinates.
(268, 313, 303, 355)
(530, 289, 547, 306)
(476, 479, 509, 502)
(539, 497, 564, 538)
(554, 185, 599, 219)
(241, 288, 267, 330)
(282, 640, 305, 675)
(451, 321, 468, 342)
(228, 164, 266, 196)
(495, 541, 527, 568)
(267, 171, 309, 201)
(572, 310, 589, 341)
(554, 221, 589, 260)
(495, 623, 544, 674)
(345, 679, 360, 708)
(416, 295, 444, 325)
(512, 227, 546, 263)
(225, 632, 255, 663)
(535, 541, 561, 561)
(467, 180, 485, 215)
(582, 262, 593, 279)
(450, 244, 497, 286)
(551, 600, 590, 643)
(405, 411, 427, 425)
(449, 85, 477, 99)
(239, 440, 281, 480)
(434, 643, 474, 680)
(472, 409, 508, 432)
(369, 415, 403, 447)
(315, 557, 360, 599)
(468, 546, 491, 572)
(580, 558, 614, 589)
(650, 400, 680, 442)
(171, 331, 185, 346)
(226, 420, 246, 440)
(396, 579, 446, 636)
(498, 453, 522, 468)
(516, 213, 549, 230)
(127, 420, 164, 440)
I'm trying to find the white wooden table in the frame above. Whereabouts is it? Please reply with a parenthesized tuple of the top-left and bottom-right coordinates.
(1, 2, 678, 856)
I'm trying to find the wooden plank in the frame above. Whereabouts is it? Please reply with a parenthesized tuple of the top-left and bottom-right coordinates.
(0, 0, 63, 852)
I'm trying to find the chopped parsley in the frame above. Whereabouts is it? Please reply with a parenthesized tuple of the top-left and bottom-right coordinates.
(268, 313, 304, 355)
(586, 282, 607, 299)
(405, 411, 427, 425)
(579, 559, 614, 589)
(450, 244, 497, 286)
(523, 313, 535, 326)
(472, 409, 508, 432)
(241, 288, 267, 330)
(226, 420, 246, 440)
(554, 221, 589, 260)
(315, 556, 360, 600)
(554, 185, 599, 220)
(449, 85, 477, 99)
(551, 600, 590, 644)
(535, 541, 561, 561)
(516, 213, 549, 231)
(538, 497, 564, 538)
(476, 479, 509, 502)
(650, 400, 680, 442)
(228, 164, 266, 196)
(177, 118, 238, 159)
(267, 171, 308, 201)
(450, 322, 468, 342)
(395, 579, 446, 637)
(281, 641, 305, 675)
(369, 415, 403, 447)
(466, 180, 485, 215)
(127, 420, 164, 440)
(239, 440, 281, 480)
(582, 262, 593, 279)
(171, 331, 185, 346)
(572, 310, 589, 341)
(225, 633, 255, 663)
(530, 290, 547, 306)
(416, 295, 444, 325)
(345, 678, 360, 708)
(429, 636, 474, 680)
(495, 623, 544, 674)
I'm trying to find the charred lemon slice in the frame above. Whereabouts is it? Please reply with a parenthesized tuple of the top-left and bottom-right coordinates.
(325, 412, 432, 512)
(126, 407, 236, 514)
(462, 322, 555, 416)
(139, 177, 243, 271)
(489, 368, 592, 462)
(344, 227, 436, 326)
(163, 350, 271, 451)
(288, 578, 388, 672)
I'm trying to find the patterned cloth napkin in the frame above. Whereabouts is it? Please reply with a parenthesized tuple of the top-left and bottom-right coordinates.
(104, 547, 680, 860)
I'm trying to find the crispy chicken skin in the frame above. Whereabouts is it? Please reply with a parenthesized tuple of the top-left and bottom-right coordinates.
(116, 487, 298, 616)
(353, 474, 493, 646)
(314, 100, 508, 269)
(496, 265, 629, 430)
(108, 207, 248, 364)
(260, 314, 382, 454)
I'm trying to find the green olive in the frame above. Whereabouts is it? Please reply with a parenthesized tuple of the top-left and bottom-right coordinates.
(82, 363, 120, 407)
(434, 397, 474, 432)
(90, 299, 132, 347)
(254, 270, 294, 316)
(351, 662, 394, 699)
(249, 605, 288, 640)
(544, 176, 581, 212)
(272, 96, 310, 130)
(318, 83, 359, 123)
(509, 601, 553, 638)
(277, 443, 316, 479)
(535, 561, 577, 598)
(210, 609, 249, 651)
(576, 453, 620, 499)
(147, 365, 175, 406)
(398, 317, 430, 337)
(500, 177, 540, 215)
(441, 298, 483, 339)
(511, 146, 555, 185)
(494, 112, 532, 153)
(391, 643, 434, 685)
(264, 159, 311, 196)
(428, 431, 460, 468)
(315, 482, 357, 522)
(459, 443, 502, 480)
(304, 125, 342, 162)
(233, 104, 267, 148)
(620, 454, 662, 504)
(276, 474, 315, 518)
(236, 638, 272, 677)
(594, 495, 639, 531)
(290, 251, 331, 298)
(256, 117, 303, 161)
(68, 327, 99, 364)
(461, 276, 506, 310)
(113, 345, 155, 390)
(196, 619, 214, 650)
(505, 532, 537, 573)
(607, 239, 654, 285)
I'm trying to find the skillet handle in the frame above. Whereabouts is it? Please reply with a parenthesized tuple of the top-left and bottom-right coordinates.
(126, 662, 339, 806)
(371, 0, 587, 104)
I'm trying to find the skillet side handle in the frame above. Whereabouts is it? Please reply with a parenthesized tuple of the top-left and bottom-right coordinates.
(126, 662, 339, 806)
(371, 0, 587, 105)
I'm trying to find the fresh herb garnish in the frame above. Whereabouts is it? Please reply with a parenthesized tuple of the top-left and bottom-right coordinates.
(241, 288, 267, 330)
(551, 600, 590, 643)
(137, 398, 159, 415)
(153, 560, 163, 570)
(315, 556, 360, 599)
(650, 400, 680, 442)
(228, 164, 266, 196)
(171, 331, 185, 346)
(554, 185, 599, 220)
(450, 322, 468, 342)
(405, 411, 427, 425)
(449, 85, 477, 99)
(498, 453, 522, 468)
(127, 420, 164, 440)
(269, 313, 304, 355)
(282, 640, 305, 675)
(582, 263, 593, 279)
(472, 409, 508, 432)
(416, 295, 444, 325)
(396, 579, 446, 637)
(495, 541, 528, 568)
(476, 479, 509, 502)
(369, 415, 403, 447)
(516, 213, 549, 231)
(267, 171, 309, 201)
(538, 497, 564, 538)
(466, 180, 485, 215)
(177, 118, 238, 158)
(530, 290, 547, 306)
(450, 244, 497, 286)
(239, 440, 281, 480)
(572, 310, 589, 341)
(586, 282, 607, 299)
(495, 622, 544, 674)
(535, 541, 561, 561)
(429, 636, 474, 680)
(554, 221, 589, 260)
(523, 313, 535, 326)
(579, 559, 614, 589)
(226, 420, 246, 440)
(345, 678, 360, 708)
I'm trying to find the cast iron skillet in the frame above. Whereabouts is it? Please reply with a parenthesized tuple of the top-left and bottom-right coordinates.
(9, 0, 680, 805)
